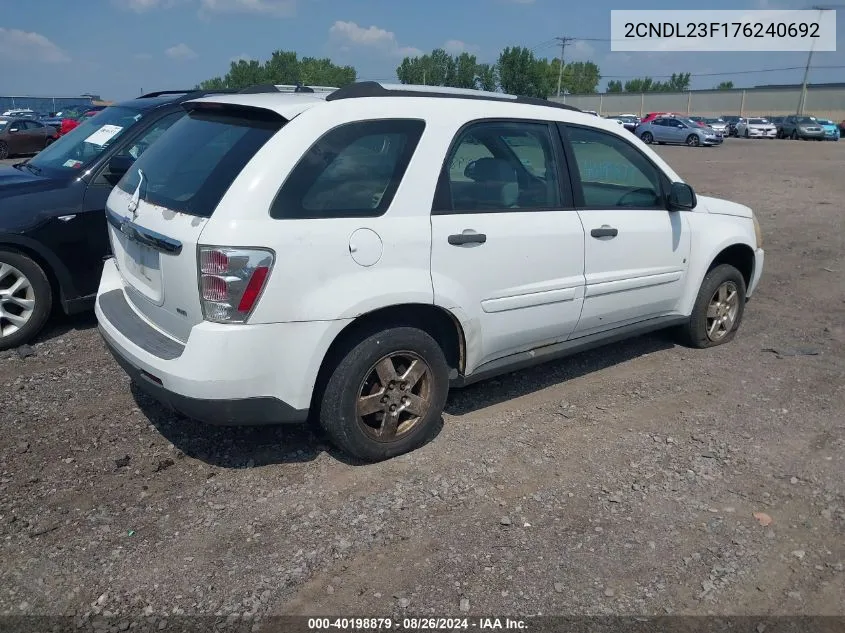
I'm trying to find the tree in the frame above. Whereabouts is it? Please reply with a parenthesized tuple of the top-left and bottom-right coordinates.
(497, 46, 549, 98)
(606, 80, 623, 93)
(197, 50, 355, 90)
(476, 63, 497, 91)
(715, 80, 734, 90)
(661, 72, 691, 92)
(623, 77, 655, 93)
(453, 52, 479, 89)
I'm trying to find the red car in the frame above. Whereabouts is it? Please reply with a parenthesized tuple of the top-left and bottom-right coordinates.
(58, 106, 107, 137)
(639, 111, 682, 125)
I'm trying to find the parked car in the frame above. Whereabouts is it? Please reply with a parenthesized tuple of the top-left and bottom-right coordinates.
(778, 115, 825, 140)
(95, 81, 764, 462)
(640, 112, 681, 125)
(736, 117, 777, 139)
(0, 89, 239, 350)
(2, 109, 37, 118)
(611, 115, 640, 132)
(59, 106, 108, 137)
(636, 116, 723, 147)
(839, 120, 845, 135)
(688, 116, 710, 128)
(0, 117, 58, 159)
(814, 118, 840, 141)
(721, 115, 744, 137)
(704, 117, 728, 134)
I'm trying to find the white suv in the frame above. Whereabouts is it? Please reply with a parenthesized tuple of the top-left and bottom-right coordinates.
(95, 82, 765, 462)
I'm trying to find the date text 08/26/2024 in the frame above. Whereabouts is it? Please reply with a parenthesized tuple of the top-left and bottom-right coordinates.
(306, 617, 528, 630)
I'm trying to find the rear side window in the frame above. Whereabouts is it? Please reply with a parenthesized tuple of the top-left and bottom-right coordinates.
(117, 105, 283, 218)
(270, 119, 425, 219)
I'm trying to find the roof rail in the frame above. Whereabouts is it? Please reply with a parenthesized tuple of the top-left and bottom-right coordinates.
(138, 89, 239, 99)
(236, 83, 340, 94)
(138, 90, 196, 98)
(324, 81, 581, 112)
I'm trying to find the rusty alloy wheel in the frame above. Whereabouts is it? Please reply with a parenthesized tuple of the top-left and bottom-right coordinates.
(705, 280, 740, 342)
(355, 351, 432, 442)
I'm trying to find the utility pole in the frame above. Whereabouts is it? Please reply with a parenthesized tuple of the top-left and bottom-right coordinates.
(555, 37, 575, 98)
(797, 5, 840, 114)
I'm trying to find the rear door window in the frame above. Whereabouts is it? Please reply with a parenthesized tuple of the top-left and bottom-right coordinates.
(270, 119, 425, 219)
(117, 105, 283, 218)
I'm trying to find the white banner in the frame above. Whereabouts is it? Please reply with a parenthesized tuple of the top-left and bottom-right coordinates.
(610, 10, 836, 52)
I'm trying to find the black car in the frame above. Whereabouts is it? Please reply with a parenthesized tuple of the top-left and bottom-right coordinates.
(0, 89, 232, 350)
(721, 115, 745, 137)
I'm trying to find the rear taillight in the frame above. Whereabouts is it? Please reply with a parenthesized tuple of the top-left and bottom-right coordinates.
(198, 246, 274, 323)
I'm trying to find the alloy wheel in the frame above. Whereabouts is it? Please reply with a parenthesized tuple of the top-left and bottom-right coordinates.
(356, 351, 433, 442)
(0, 262, 36, 338)
(705, 281, 739, 342)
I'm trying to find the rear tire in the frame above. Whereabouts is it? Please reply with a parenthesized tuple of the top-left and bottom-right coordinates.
(641, 132, 653, 144)
(319, 327, 450, 462)
(0, 249, 53, 352)
(677, 264, 746, 349)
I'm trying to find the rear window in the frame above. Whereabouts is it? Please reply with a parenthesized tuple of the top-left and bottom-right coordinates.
(117, 105, 283, 218)
(270, 119, 425, 219)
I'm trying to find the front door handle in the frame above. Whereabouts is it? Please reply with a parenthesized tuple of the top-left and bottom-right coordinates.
(448, 232, 487, 246)
(590, 226, 618, 238)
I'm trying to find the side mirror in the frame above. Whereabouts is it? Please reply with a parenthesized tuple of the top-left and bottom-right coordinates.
(668, 182, 696, 211)
(464, 159, 478, 181)
(108, 155, 134, 176)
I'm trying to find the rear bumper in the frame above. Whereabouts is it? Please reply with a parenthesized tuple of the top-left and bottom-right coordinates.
(95, 258, 348, 425)
(100, 330, 307, 425)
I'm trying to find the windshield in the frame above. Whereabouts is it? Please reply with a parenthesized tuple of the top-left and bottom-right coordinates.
(797, 117, 816, 124)
(0, 119, 8, 129)
(816, 119, 832, 125)
(28, 106, 144, 174)
(116, 106, 283, 218)
(749, 118, 767, 124)
(676, 118, 697, 127)
(706, 118, 724, 123)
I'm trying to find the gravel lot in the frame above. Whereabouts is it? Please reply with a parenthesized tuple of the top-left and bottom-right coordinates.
(1, 139, 844, 622)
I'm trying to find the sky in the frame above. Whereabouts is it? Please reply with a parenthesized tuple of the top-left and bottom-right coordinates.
(0, 0, 843, 101)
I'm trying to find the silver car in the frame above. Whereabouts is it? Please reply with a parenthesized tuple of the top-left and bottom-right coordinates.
(636, 116, 723, 147)
(704, 117, 728, 135)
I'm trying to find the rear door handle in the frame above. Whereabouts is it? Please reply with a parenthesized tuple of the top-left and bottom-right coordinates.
(590, 226, 618, 238)
(448, 232, 487, 246)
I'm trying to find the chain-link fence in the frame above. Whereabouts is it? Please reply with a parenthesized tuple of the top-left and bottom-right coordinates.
(550, 86, 845, 121)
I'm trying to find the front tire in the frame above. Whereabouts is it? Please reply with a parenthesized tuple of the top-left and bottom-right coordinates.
(319, 327, 450, 462)
(0, 249, 53, 352)
(686, 134, 701, 147)
(678, 264, 746, 349)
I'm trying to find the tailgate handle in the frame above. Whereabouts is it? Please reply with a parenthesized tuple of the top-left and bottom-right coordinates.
(106, 208, 182, 255)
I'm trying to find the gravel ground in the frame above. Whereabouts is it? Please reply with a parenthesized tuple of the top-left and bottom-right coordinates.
(1, 139, 844, 622)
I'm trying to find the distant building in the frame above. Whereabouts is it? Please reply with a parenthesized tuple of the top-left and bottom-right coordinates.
(0, 95, 96, 115)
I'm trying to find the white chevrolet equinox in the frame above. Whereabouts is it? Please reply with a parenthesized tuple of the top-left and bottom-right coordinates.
(95, 82, 765, 462)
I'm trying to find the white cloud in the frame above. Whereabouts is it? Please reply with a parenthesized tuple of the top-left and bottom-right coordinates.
(328, 21, 422, 58)
(569, 39, 595, 60)
(0, 28, 70, 63)
(443, 39, 480, 54)
(165, 43, 198, 60)
(134, 52, 153, 60)
(117, 0, 184, 11)
(199, 0, 296, 16)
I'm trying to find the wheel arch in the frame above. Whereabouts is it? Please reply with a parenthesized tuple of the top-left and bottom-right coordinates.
(706, 243, 755, 290)
(0, 235, 74, 311)
(309, 303, 467, 413)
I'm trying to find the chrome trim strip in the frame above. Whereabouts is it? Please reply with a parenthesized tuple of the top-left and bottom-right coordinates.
(106, 208, 182, 255)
